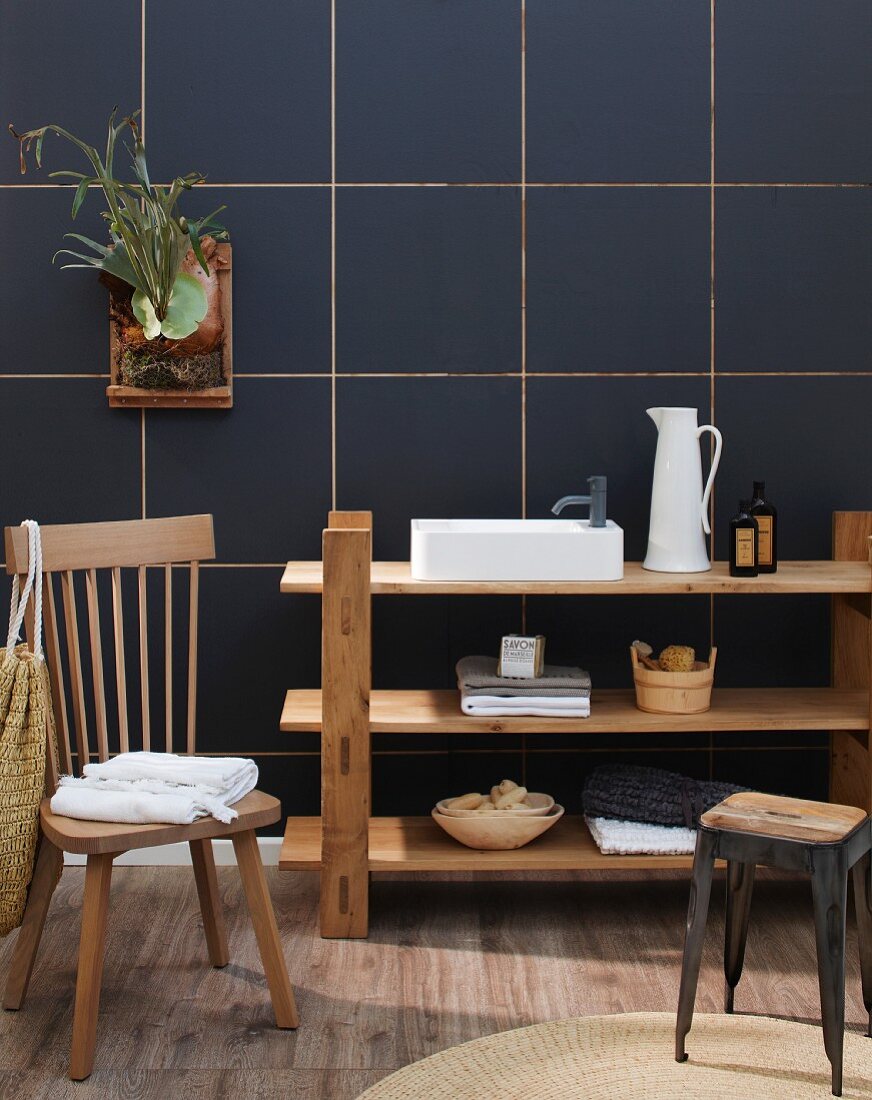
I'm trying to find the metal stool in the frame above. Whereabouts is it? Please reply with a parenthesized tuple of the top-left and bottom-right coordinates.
(675, 791, 872, 1096)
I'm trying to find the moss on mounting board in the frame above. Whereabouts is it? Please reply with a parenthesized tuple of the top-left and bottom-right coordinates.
(118, 347, 225, 391)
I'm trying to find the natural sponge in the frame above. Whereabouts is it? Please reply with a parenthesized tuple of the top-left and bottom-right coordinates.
(659, 645, 696, 672)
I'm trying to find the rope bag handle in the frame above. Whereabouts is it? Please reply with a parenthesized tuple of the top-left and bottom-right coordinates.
(5, 520, 43, 659)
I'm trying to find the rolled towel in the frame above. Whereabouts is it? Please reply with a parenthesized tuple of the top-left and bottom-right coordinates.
(582, 764, 748, 828)
(457, 656, 591, 698)
(461, 694, 590, 718)
(51, 783, 208, 826)
(586, 815, 696, 856)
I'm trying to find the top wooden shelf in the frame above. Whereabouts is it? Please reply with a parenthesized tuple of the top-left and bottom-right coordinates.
(281, 559, 872, 596)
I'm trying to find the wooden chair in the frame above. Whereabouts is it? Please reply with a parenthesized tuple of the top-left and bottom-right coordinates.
(675, 791, 872, 1097)
(2, 515, 298, 1080)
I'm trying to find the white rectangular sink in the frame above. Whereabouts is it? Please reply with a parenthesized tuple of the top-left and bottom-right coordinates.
(410, 519, 624, 582)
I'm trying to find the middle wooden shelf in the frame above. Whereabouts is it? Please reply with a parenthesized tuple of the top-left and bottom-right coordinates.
(280, 687, 868, 735)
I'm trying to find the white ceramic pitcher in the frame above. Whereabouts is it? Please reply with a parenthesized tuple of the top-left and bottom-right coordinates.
(642, 407, 723, 573)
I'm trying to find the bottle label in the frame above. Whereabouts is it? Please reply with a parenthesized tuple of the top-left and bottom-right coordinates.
(736, 528, 755, 567)
(756, 516, 773, 566)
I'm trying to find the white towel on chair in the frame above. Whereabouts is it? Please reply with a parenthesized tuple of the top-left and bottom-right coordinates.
(50, 751, 259, 826)
(51, 783, 208, 826)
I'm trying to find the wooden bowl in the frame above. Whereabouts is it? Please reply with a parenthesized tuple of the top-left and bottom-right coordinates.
(631, 646, 717, 714)
(436, 792, 555, 818)
(431, 804, 565, 850)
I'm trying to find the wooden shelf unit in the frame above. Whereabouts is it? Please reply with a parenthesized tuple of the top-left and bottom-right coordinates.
(280, 815, 697, 873)
(279, 510, 872, 938)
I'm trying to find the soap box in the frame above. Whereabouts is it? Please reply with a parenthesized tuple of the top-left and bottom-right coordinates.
(498, 635, 545, 679)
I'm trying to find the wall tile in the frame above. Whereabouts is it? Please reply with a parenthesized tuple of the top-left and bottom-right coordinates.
(0, 0, 140, 185)
(716, 0, 872, 183)
(223, 188, 331, 374)
(195, 569, 321, 754)
(336, 376, 522, 559)
(337, 188, 521, 373)
(336, 0, 520, 182)
(715, 595, 830, 689)
(526, 375, 712, 560)
(714, 376, 872, 559)
(526, 0, 710, 182)
(0, 190, 110, 374)
(0, 380, 140, 528)
(714, 747, 829, 801)
(715, 189, 872, 373)
(146, 0, 330, 182)
(526, 188, 710, 373)
(526, 595, 711, 690)
(146, 378, 332, 562)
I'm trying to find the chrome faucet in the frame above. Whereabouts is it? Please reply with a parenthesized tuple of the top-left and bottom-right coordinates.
(551, 476, 608, 527)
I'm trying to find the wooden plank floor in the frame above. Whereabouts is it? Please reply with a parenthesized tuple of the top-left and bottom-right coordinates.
(1, 866, 869, 1099)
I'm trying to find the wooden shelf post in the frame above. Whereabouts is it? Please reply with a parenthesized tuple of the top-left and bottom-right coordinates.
(831, 512, 872, 811)
(320, 512, 372, 937)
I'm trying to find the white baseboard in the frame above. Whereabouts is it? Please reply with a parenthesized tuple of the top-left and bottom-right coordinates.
(63, 836, 283, 867)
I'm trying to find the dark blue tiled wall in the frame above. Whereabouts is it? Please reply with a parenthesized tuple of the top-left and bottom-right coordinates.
(1, 1, 870, 826)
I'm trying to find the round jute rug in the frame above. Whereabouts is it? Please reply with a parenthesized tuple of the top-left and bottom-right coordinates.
(358, 1012, 872, 1099)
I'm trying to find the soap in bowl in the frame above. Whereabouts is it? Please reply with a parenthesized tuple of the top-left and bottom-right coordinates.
(431, 804, 564, 850)
(436, 792, 555, 818)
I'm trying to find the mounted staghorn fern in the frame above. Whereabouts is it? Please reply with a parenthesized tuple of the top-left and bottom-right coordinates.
(9, 109, 228, 342)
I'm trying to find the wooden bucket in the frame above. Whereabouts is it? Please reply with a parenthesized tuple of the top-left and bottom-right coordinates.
(631, 646, 717, 714)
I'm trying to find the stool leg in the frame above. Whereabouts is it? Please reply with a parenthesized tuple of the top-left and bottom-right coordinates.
(676, 828, 717, 1063)
(811, 848, 848, 1097)
(724, 859, 755, 1013)
(851, 851, 872, 1038)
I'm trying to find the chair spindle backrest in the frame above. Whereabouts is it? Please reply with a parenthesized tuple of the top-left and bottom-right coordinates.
(4, 516, 215, 791)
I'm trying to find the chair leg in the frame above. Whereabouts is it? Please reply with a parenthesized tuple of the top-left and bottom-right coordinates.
(190, 839, 229, 967)
(3, 837, 63, 1011)
(723, 859, 755, 1013)
(811, 848, 848, 1097)
(852, 851, 872, 1038)
(676, 828, 717, 1063)
(231, 829, 299, 1029)
(69, 853, 113, 1081)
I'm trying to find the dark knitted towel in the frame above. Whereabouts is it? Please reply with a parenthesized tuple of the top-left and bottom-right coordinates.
(582, 765, 750, 829)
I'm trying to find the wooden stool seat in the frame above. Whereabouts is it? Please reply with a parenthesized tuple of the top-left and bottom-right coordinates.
(38, 790, 281, 856)
(676, 790, 872, 1097)
(700, 792, 868, 844)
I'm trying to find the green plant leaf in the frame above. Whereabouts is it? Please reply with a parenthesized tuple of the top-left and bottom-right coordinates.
(70, 176, 95, 218)
(132, 271, 207, 341)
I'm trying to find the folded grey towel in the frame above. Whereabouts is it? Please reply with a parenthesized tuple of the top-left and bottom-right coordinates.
(456, 655, 591, 698)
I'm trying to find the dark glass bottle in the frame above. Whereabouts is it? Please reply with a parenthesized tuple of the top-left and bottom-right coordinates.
(729, 500, 758, 577)
(749, 480, 777, 573)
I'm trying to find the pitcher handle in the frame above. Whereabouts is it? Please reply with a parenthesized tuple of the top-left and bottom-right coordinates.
(696, 424, 722, 536)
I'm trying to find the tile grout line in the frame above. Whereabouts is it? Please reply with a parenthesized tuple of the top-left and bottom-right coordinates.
(520, 0, 527, 523)
(2, 181, 869, 191)
(330, 0, 337, 510)
(140, 0, 147, 521)
(708, 0, 716, 779)
(520, 0, 528, 786)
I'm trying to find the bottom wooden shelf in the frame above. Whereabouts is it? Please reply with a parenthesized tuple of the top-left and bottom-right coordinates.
(279, 815, 697, 872)
(106, 384, 232, 408)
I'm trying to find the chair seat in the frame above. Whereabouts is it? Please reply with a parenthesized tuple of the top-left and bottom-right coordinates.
(39, 788, 281, 855)
(700, 791, 867, 844)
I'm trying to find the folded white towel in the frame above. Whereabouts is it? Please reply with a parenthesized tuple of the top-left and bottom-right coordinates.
(585, 815, 696, 856)
(461, 693, 590, 718)
(51, 784, 207, 826)
(50, 751, 259, 826)
(82, 751, 256, 799)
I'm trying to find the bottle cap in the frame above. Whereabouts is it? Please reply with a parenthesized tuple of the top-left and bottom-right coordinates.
(739, 500, 751, 511)
(753, 480, 765, 495)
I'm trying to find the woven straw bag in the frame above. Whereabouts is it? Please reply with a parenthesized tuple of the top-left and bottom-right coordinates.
(0, 521, 55, 936)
